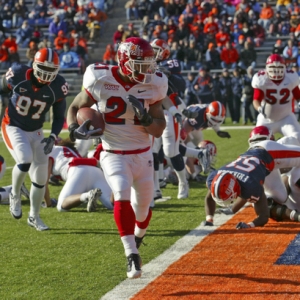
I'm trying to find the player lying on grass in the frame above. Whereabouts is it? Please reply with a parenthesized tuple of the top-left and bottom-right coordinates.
(44, 138, 113, 211)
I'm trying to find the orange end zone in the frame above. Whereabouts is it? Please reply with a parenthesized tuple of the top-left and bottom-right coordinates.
(133, 207, 300, 299)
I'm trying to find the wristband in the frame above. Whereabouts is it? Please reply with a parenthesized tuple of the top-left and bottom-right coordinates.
(50, 133, 57, 140)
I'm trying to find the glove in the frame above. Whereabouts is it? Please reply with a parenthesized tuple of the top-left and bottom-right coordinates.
(258, 100, 266, 118)
(68, 120, 102, 142)
(127, 94, 153, 126)
(236, 222, 251, 230)
(217, 131, 231, 138)
(174, 113, 183, 126)
(41, 135, 55, 155)
(182, 108, 198, 119)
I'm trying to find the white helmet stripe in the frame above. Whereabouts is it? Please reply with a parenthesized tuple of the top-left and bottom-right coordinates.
(213, 172, 226, 198)
(217, 101, 222, 117)
(47, 48, 53, 62)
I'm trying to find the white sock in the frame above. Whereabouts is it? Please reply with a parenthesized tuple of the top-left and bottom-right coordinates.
(134, 226, 147, 239)
(121, 235, 138, 256)
(12, 166, 27, 197)
(29, 185, 45, 217)
(175, 169, 187, 184)
(80, 192, 90, 202)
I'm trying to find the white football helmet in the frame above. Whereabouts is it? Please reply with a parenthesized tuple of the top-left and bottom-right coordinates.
(198, 140, 217, 165)
(265, 54, 286, 80)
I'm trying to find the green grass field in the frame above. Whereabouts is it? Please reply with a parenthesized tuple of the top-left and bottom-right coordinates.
(0, 125, 271, 299)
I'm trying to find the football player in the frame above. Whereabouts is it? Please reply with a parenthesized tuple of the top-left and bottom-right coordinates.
(67, 37, 167, 279)
(252, 54, 300, 142)
(1, 48, 68, 231)
(150, 38, 210, 200)
(203, 138, 300, 229)
(44, 138, 113, 212)
(181, 101, 231, 142)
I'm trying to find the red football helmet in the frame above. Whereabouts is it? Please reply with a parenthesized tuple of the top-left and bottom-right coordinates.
(117, 37, 157, 84)
(205, 101, 226, 126)
(33, 48, 60, 83)
(199, 140, 217, 164)
(150, 38, 171, 62)
(248, 126, 274, 146)
(211, 172, 241, 207)
(266, 54, 286, 80)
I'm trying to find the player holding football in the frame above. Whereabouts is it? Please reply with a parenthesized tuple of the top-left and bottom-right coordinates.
(1, 48, 68, 231)
(252, 54, 300, 142)
(67, 37, 167, 279)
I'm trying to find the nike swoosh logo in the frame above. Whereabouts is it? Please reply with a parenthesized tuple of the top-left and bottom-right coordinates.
(138, 90, 146, 93)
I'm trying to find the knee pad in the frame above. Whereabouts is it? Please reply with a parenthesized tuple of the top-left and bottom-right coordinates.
(32, 182, 44, 189)
(170, 154, 185, 171)
(270, 202, 287, 221)
(18, 163, 31, 172)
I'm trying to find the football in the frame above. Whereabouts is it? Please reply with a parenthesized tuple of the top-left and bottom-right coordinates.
(76, 107, 105, 136)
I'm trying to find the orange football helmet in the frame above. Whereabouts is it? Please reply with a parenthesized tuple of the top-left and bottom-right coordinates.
(150, 38, 171, 62)
(205, 101, 226, 126)
(211, 172, 241, 207)
(33, 48, 60, 83)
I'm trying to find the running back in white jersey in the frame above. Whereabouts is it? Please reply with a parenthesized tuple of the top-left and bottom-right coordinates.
(50, 146, 80, 181)
(252, 70, 300, 122)
(83, 63, 168, 150)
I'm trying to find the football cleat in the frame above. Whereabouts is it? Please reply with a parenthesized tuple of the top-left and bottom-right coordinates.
(159, 179, 167, 188)
(177, 182, 189, 199)
(27, 215, 49, 231)
(20, 183, 30, 200)
(9, 193, 22, 219)
(126, 253, 142, 279)
(201, 220, 214, 226)
(135, 235, 145, 249)
(86, 188, 102, 212)
(154, 189, 163, 200)
(198, 149, 211, 174)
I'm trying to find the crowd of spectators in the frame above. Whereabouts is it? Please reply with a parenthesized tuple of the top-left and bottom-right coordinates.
(0, 0, 112, 73)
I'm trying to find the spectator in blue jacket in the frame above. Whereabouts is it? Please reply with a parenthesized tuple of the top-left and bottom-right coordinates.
(15, 20, 33, 48)
(48, 15, 68, 45)
(59, 43, 81, 70)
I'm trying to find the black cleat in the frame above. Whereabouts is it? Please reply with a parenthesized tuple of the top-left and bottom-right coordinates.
(126, 253, 142, 279)
(135, 235, 145, 249)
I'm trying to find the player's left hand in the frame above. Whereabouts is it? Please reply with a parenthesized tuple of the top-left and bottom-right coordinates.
(236, 222, 251, 229)
(69, 120, 102, 141)
(217, 131, 231, 138)
(41, 135, 55, 155)
(174, 113, 183, 126)
(127, 95, 153, 126)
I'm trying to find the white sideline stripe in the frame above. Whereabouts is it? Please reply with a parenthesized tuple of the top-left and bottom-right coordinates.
(43, 126, 253, 134)
(100, 213, 235, 300)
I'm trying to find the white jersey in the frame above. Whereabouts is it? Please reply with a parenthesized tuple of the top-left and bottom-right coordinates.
(83, 64, 168, 150)
(287, 167, 300, 211)
(50, 146, 80, 181)
(252, 70, 300, 122)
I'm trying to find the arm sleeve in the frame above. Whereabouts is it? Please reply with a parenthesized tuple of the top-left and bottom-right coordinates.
(51, 99, 66, 137)
(292, 85, 300, 100)
(253, 88, 264, 101)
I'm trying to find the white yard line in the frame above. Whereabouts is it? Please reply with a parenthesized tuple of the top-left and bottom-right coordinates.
(100, 213, 235, 300)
